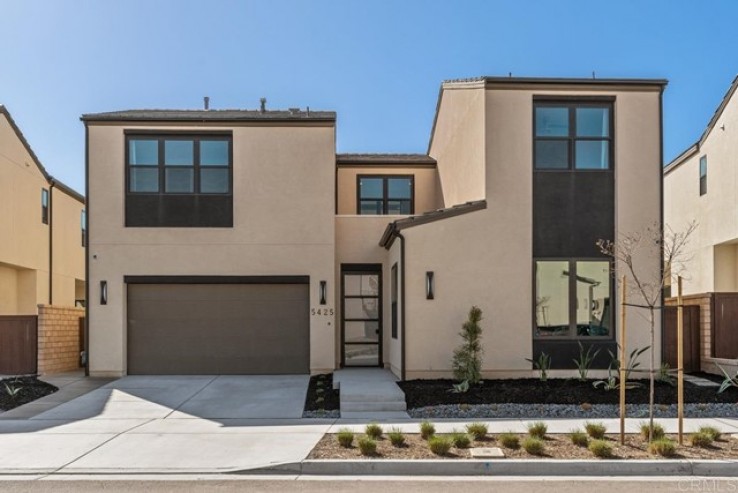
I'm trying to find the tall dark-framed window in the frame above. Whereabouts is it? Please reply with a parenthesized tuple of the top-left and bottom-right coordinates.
(41, 188, 49, 224)
(699, 155, 707, 196)
(81, 210, 87, 247)
(534, 259, 613, 339)
(391, 263, 398, 339)
(534, 101, 613, 170)
(357, 175, 414, 215)
(125, 132, 233, 227)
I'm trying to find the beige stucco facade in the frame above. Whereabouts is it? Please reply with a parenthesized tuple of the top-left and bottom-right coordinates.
(0, 106, 85, 315)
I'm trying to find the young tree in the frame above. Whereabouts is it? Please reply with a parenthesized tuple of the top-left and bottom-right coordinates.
(597, 221, 696, 441)
(452, 306, 484, 385)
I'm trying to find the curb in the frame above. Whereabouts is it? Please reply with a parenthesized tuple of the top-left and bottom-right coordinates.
(242, 459, 738, 477)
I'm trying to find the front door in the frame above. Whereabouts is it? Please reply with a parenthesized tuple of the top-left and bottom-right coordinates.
(341, 265, 382, 367)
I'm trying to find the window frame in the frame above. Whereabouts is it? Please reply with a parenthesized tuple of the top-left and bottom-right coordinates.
(41, 188, 49, 225)
(699, 155, 707, 196)
(533, 98, 615, 172)
(533, 257, 615, 341)
(356, 174, 415, 215)
(125, 132, 233, 196)
(391, 263, 398, 340)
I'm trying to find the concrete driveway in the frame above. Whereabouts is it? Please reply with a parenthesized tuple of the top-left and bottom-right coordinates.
(0, 375, 332, 474)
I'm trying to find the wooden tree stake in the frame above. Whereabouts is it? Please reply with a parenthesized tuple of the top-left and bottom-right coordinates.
(620, 275, 627, 445)
(677, 275, 684, 445)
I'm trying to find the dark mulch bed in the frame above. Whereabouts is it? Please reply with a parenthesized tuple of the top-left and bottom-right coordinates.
(398, 377, 738, 409)
(304, 373, 340, 412)
(0, 377, 58, 411)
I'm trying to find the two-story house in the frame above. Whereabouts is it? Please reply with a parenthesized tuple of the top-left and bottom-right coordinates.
(83, 76, 665, 379)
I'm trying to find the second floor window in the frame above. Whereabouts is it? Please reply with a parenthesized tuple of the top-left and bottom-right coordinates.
(81, 210, 87, 247)
(534, 102, 613, 170)
(41, 188, 49, 224)
(699, 155, 707, 196)
(357, 175, 414, 215)
(127, 135, 231, 195)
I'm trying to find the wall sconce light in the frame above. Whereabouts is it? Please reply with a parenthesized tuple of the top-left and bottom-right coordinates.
(426, 271, 434, 300)
(100, 280, 108, 305)
(319, 281, 327, 305)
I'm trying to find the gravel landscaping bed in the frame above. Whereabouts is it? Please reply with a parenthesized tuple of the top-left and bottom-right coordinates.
(0, 376, 57, 411)
(303, 373, 340, 417)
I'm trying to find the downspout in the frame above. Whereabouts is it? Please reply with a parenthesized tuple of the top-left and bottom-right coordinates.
(48, 180, 55, 305)
(398, 231, 406, 381)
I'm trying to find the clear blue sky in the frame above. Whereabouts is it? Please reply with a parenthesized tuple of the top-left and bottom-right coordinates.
(2, 0, 737, 194)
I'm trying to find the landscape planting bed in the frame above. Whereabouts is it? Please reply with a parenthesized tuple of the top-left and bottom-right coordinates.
(0, 377, 57, 411)
(303, 373, 340, 417)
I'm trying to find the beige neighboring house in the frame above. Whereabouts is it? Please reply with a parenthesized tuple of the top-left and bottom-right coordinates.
(0, 105, 86, 375)
(664, 75, 738, 374)
(84, 76, 665, 379)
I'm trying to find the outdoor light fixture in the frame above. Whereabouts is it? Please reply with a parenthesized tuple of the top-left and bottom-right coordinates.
(319, 281, 327, 305)
(100, 280, 108, 305)
(426, 271, 435, 300)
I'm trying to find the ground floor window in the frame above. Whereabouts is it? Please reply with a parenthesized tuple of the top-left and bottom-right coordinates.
(535, 259, 612, 338)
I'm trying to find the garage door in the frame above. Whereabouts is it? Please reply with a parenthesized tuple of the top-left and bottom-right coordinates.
(127, 282, 310, 375)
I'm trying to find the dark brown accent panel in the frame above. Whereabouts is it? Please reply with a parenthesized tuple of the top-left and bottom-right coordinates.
(0, 316, 38, 374)
(127, 283, 309, 375)
(712, 293, 738, 359)
(125, 194, 233, 227)
(662, 305, 701, 372)
(533, 171, 614, 258)
(532, 339, 616, 370)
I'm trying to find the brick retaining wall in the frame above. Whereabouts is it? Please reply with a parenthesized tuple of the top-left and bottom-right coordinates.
(37, 305, 84, 375)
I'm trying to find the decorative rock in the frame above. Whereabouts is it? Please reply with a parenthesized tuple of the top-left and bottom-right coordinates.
(731, 434, 738, 441)
(470, 447, 505, 459)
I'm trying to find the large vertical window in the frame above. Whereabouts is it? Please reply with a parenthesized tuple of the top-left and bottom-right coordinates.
(357, 175, 414, 215)
(535, 260, 612, 338)
(534, 102, 612, 170)
(81, 210, 87, 247)
(699, 155, 707, 196)
(41, 188, 49, 224)
(391, 263, 398, 339)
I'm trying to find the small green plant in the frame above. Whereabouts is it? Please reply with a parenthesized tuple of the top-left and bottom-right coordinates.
(717, 364, 738, 394)
(3, 382, 22, 402)
(420, 420, 436, 440)
(358, 437, 377, 456)
(428, 436, 453, 456)
(640, 422, 665, 441)
(452, 306, 484, 385)
(593, 346, 650, 391)
(527, 421, 547, 439)
(365, 423, 383, 439)
(698, 426, 722, 441)
(466, 422, 488, 440)
(316, 387, 324, 394)
(657, 363, 676, 386)
(570, 429, 589, 447)
(573, 342, 601, 381)
(315, 396, 324, 405)
(690, 432, 713, 448)
(450, 380, 470, 394)
(337, 428, 354, 448)
(584, 422, 607, 440)
(498, 432, 520, 449)
(451, 432, 471, 449)
(588, 439, 613, 458)
(526, 352, 551, 382)
(387, 428, 405, 447)
(522, 437, 545, 456)
(648, 438, 677, 457)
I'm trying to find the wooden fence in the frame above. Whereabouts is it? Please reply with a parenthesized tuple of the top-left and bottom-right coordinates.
(662, 305, 701, 372)
(0, 316, 38, 375)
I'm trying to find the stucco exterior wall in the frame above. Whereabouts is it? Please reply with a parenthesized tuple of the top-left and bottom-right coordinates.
(51, 187, 86, 307)
(87, 122, 336, 377)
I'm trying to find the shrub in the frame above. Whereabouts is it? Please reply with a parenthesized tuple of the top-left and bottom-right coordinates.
(387, 428, 405, 447)
(648, 438, 677, 457)
(690, 432, 713, 448)
(498, 432, 520, 449)
(570, 430, 589, 447)
(588, 439, 613, 458)
(698, 426, 722, 441)
(420, 420, 436, 440)
(466, 422, 488, 440)
(527, 421, 547, 439)
(584, 422, 607, 440)
(428, 436, 453, 456)
(640, 422, 665, 441)
(451, 432, 471, 449)
(522, 437, 545, 456)
(358, 437, 377, 456)
(337, 429, 354, 448)
(365, 423, 383, 439)
(452, 306, 484, 384)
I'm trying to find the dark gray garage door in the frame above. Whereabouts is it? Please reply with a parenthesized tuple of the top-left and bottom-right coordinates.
(127, 282, 310, 375)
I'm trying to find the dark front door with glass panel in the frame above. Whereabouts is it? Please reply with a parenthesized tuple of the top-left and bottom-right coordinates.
(341, 266, 382, 367)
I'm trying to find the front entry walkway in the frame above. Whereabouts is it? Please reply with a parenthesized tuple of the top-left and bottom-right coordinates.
(333, 368, 409, 419)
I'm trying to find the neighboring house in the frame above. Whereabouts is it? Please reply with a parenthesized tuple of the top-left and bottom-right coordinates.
(0, 105, 86, 313)
(664, 75, 738, 373)
(83, 76, 665, 379)
(0, 105, 86, 375)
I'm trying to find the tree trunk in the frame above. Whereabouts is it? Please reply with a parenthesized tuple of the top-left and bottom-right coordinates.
(649, 307, 655, 442)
